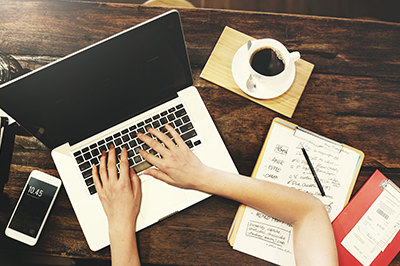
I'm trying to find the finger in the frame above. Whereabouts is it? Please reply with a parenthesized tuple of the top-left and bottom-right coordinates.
(139, 149, 162, 167)
(130, 168, 142, 196)
(146, 127, 176, 151)
(99, 151, 109, 182)
(119, 147, 130, 181)
(165, 124, 187, 148)
(92, 164, 103, 192)
(138, 130, 171, 155)
(107, 145, 118, 181)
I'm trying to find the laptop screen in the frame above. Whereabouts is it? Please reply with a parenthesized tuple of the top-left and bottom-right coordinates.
(0, 11, 192, 150)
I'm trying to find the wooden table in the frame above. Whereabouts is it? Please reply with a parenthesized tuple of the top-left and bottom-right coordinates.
(1, 0, 400, 265)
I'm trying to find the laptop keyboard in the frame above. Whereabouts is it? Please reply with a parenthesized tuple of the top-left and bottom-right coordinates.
(73, 103, 201, 195)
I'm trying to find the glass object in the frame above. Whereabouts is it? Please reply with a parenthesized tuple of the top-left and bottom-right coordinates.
(0, 51, 22, 84)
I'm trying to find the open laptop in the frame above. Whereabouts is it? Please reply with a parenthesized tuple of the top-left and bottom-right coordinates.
(0, 10, 237, 251)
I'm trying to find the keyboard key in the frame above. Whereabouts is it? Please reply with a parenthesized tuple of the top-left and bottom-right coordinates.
(88, 185, 97, 195)
(127, 149, 135, 158)
(134, 147, 141, 154)
(181, 129, 197, 141)
(176, 103, 183, 109)
(185, 140, 194, 148)
(129, 139, 137, 148)
(73, 151, 81, 157)
(83, 152, 91, 160)
(79, 162, 91, 172)
(122, 134, 130, 142)
(85, 177, 94, 186)
(133, 156, 142, 163)
(141, 144, 150, 150)
(82, 169, 92, 179)
(175, 108, 186, 117)
(99, 145, 107, 153)
(114, 138, 123, 146)
(91, 148, 100, 157)
(180, 122, 193, 133)
(160, 117, 168, 125)
(90, 157, 99, 165)
(174, 119, 183, 127)
(121, 129, 129, 135)
(182, 115, 190, 123)
(167, 114, 175, 121)
(152, 120, 161, 128)
(89, 143, 97, 149)
(133, 161, 152, 173)
(129, 131, 137, 138)
(75, 155, 84, 164)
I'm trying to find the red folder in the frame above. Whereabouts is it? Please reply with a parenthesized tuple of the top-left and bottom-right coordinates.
(332, 170, 400, 265)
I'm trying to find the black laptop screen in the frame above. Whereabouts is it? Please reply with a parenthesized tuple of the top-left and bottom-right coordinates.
(0, 11, 192, 149)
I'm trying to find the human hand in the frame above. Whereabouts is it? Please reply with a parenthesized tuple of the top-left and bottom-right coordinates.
(92, 146, 142, 232)
(138, 124, 210, 190)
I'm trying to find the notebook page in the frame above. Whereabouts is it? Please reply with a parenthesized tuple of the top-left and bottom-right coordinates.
(232, 121, 360, 265)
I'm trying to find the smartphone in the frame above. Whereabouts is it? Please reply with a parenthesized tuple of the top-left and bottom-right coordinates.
(5, 170, 62, 246)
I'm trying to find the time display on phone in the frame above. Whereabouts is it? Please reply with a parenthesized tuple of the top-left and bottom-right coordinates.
(8, 177, 58, 237)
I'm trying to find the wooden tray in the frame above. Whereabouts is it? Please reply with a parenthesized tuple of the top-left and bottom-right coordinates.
(200, 26, 314, 118)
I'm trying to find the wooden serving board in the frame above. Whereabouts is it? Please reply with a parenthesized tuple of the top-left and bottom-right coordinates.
(200, 26, 314, 118)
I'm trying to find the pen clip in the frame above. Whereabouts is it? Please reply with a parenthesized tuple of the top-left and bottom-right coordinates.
(0, 116, 9, 129)
(294, 126, 344, 153)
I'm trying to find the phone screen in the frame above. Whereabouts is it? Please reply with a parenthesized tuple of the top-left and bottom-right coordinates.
(8, 177, 58, 237)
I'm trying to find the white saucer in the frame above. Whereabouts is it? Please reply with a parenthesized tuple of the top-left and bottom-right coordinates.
(231, 43, 296, 99)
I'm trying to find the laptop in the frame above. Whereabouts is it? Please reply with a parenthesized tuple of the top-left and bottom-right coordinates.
(0, 10, 238, 251)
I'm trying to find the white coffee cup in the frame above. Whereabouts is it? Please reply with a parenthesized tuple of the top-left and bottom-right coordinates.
(247, 39, 300, 91)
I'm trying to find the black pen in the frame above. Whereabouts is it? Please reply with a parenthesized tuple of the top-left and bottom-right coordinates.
(301, 147, 326, 196)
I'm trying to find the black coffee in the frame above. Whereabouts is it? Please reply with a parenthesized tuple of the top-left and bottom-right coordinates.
(250, 48, 285, 76)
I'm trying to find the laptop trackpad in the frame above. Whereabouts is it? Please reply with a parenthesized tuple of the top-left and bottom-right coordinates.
(140, 178, 187, 220)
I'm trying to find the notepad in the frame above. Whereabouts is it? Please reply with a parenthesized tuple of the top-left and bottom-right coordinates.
(333, 170, 400, 266)
(228, 117, 364, 265)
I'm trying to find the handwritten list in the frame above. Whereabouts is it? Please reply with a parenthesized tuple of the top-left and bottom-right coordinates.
(232, 120, 361, 265)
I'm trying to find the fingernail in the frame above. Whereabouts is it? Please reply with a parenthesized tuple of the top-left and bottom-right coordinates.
(137, 132, 143, 137)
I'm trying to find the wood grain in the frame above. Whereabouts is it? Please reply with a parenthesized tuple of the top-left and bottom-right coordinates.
(0, 1, 400, 265)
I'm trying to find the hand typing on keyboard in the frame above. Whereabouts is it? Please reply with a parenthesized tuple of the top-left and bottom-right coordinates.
(138, 124, 209, 190)
(93, 124, 338, 266)
(91, 147, 141, 266)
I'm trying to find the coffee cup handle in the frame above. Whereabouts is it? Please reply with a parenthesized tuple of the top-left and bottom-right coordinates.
(290, 51, 301, 62)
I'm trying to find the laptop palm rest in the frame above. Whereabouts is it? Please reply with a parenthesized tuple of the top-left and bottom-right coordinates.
(140, 177, 187, 220)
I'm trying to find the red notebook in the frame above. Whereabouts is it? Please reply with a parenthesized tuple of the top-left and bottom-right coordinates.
(332, 170, 400, 265)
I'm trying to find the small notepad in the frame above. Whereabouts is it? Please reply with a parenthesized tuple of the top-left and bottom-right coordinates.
(200, 27, 314, 118)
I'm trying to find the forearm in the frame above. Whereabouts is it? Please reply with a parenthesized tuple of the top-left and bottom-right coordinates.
(109, 226, 141, 266)
(195, 166, 338, 266)
(197, 167, 315, 223)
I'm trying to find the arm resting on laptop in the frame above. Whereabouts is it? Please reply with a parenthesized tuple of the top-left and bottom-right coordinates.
(138, 125, 338, 266)
(92, 147, 142, 266)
